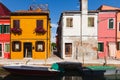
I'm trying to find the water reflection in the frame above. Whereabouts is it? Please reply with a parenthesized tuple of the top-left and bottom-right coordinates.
(1, 71, 120, 80)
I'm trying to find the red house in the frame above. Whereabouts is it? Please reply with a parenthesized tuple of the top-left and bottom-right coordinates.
(0, 3, 11, 59)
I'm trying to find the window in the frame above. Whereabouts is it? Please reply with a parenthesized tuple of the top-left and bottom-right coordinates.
(12, 41, 21, 52)
(119, 22, 120, 31)
(117, 42, 120, 50)
(3, 25, 10, 33)
(0, 25, 10, 33)
(108, 18, 114, 29)
(98, 43, 104, 52)
(5, 43, 10, 52)
(0, 25, 2, 33)
(35, 41, 45, 52)
(88, 17, 94, 27)
(66, 18, 73, 27)
(13, 20, 20, 28)
(36, 20, 43, 28)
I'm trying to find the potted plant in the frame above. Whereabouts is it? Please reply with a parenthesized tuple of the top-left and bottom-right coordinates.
(35, 27, 46, 34)
(11, 27, 22, 35)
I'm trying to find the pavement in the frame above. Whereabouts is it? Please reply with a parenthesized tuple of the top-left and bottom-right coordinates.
(0, 54, 120, 67)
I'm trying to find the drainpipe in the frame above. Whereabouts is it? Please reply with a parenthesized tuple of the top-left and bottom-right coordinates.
(115, 11, 118, 58)
(80, 0, 88, 64)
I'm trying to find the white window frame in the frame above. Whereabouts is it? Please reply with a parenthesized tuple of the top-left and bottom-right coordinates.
(4, 42, 10, 53)
(108, 18, 114, 29)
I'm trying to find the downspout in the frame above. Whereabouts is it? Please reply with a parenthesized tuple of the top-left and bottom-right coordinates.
(116, 11, 118, 57)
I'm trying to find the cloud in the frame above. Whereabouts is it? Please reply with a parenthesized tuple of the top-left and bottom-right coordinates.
(51, 23, 58, 28)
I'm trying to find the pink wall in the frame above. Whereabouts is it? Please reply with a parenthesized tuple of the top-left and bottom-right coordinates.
(98, 12, 117, 58)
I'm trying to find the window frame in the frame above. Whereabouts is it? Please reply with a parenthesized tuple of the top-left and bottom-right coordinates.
(108, 18, 114, 29)
(88, 17, 94, 27)
(36, 20, 43, 28)
(35, 41, 45, 52)
(3, 25, 10, 34)
(13, 20, 20, 28)
(12, 41, 21, 52)
(4, 43, 10, 53)
(117, 42, 120, 50)
(98, 42, 104, 52)
(66, 17, 73, 27)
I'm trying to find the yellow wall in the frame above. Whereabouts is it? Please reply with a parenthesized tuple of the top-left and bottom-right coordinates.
(11, 14, 51, 59)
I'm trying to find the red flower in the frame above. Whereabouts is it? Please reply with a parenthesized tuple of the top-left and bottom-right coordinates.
(11, 27, 22, 34)
(35, 27, 46, 34)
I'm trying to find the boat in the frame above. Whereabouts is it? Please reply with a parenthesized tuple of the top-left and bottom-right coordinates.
(2, 63, 63, 76)
(79, 66, 119, 76)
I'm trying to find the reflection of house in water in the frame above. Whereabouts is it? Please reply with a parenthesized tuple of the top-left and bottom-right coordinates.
(10, 4, 51, 59)
(56, 0, 98, 60)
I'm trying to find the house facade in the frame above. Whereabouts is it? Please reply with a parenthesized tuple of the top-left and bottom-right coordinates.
(0, 3, 10, 59)
(10, 6, 51, 59)
(56, 11, 98, 59)
(98, 5, 118, 58)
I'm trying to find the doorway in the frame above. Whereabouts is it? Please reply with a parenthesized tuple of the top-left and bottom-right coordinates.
(65, 43, 72, 57)
(24, 42, 32, 58)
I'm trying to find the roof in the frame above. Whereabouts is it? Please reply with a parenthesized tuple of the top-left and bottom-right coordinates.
(0, 2, 11, 16)
(98, 5, 120, 10)
(11, 7, 49, 16)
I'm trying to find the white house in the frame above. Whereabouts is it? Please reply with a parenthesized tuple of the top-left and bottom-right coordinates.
(56, 0, 98, 60)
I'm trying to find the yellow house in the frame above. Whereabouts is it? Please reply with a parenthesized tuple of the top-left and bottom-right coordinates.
(10, 6, 51, 59)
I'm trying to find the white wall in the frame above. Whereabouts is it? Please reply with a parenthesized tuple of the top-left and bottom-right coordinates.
(62, 14, 81, 37)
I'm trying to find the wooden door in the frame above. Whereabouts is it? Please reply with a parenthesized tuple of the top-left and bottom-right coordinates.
(65, 43, 72, 57)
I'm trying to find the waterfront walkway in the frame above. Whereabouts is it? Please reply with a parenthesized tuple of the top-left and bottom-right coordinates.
(0, 54, 120, 67)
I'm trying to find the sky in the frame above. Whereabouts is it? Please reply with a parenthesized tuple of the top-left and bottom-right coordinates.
(1, 0, 120, 42)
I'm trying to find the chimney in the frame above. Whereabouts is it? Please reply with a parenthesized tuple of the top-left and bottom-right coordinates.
(80, 0, 88, 14)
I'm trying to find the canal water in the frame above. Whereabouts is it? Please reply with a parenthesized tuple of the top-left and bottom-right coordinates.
(0, 71, 120, 80)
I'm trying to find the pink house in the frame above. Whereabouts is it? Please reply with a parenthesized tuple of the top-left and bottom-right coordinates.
(98, 5, 118, 58)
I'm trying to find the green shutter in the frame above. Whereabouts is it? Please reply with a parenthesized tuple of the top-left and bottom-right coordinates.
(98, 43, 104, 52)
(0, 25, 2, 33)
(3, 25, 6, 33)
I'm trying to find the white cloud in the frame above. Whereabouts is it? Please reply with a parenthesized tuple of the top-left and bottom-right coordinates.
(51, 23, 58, 28)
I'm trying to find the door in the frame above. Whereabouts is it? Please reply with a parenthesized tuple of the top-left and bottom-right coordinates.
(65, 43, 72, 57)
(24, 42, 32, 58)
(108, 42, 116, 58)
(0, 44, 2, 57)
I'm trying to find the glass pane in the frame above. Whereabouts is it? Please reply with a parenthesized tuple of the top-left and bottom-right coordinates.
(5, 44, 10, 52)
(88, 17, 94, 27)
(109, 19, 114, 29)
(37, 20, 43, 28)
(66, 18, 73, 27)
(5, 25, 10, 33)
(0, 25, 2, 33)
(15, 43, 19, 50)
(38, 44, 43, 51)
(13, 20, 20, 28)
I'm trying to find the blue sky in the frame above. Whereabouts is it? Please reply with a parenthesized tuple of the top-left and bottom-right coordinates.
(1, 0, 120, 42)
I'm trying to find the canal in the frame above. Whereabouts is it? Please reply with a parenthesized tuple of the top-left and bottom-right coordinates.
(0, 71, 120, 80)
